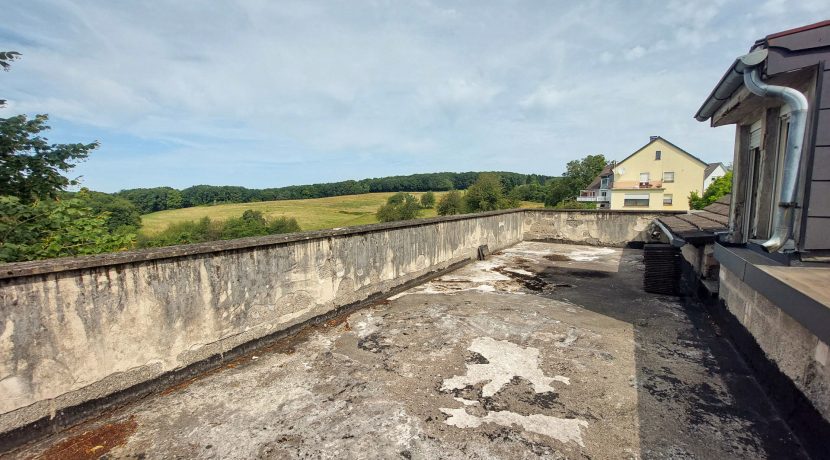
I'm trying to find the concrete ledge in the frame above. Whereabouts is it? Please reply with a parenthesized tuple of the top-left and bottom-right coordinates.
(697, 284, 830, 459)
(0, 258, 473, 454)
(0, 209, 685, 280)
(714, 243, 830, 345)
(0, 209, 524, 280)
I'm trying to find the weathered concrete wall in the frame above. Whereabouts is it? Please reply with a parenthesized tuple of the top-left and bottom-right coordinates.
(719, 267, 830, 420)
(523, 210, 681, 246)
(680, 244, 719, 280)
(0, 212, 524, 435)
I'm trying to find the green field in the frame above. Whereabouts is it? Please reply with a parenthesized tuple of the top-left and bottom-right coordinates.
(140, 192, 543, 236)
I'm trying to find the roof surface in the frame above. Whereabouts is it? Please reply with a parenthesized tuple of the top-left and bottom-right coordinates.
(695, 20, 830, 122)
(766, 19, 830, 40)
(616, 137, 708, 168)
(658, 194, 730, 242)
(704, 163, 725, 178)
(583, 164, 614, 191)
(15, 241, 807, 459)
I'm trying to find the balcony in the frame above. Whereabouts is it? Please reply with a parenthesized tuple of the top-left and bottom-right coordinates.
(612, 180, 663, 190)
(577, 190, 610, 202)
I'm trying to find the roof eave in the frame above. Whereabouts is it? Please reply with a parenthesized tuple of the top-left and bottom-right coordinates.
(694, 45, 769, 123)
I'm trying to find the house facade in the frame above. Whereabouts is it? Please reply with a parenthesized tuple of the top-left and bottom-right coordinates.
(703, 162, 727, 189)
(576, 163, 614, 208)
(608, 136, 706, 211)
(690, 20, 830, 449)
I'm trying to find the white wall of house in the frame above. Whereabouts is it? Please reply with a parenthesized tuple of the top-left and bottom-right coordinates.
(704, 164, 727, 190)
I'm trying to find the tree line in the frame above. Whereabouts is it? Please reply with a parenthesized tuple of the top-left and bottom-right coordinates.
(116, 172, 555, 214)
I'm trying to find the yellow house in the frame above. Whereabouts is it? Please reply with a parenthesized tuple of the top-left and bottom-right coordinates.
(609, 136, 706, 211)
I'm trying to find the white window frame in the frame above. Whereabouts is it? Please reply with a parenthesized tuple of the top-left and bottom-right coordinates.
(624, 193, 650, 207)
(663, 171, 675, 183)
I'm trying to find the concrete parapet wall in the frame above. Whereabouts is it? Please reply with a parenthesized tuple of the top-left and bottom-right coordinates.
(0, 208, 675, 439)
(522, 209, 682, 246)
(0, 211, 525, 435)
(719, 267, 830, 420)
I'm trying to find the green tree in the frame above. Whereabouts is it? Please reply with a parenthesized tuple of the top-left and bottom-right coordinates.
(544, 155, 607, 207)
(463, 173, 516, 212)
(166, 189, 183, 209)
(0, 115, 99, 202)
(376, 192, 421, 222)
(509, 183, 547, 203)
(1, 51, 21, 107)
(0, 193, 135, 262)
(420, 191, 436, 208)
(689, 171, 732, 210)
(437, 190, 464, 216)
(70, 189, 142, 232)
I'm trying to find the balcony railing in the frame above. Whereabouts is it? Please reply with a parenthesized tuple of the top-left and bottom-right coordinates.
(612, 180, 663, 189)
(577, 190, 610, 202)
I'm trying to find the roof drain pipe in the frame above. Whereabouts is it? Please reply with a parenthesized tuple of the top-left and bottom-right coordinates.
(742, 65, 809, 252)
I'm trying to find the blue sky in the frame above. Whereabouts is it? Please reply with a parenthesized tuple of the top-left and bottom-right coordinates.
(2, 1, 825, 192)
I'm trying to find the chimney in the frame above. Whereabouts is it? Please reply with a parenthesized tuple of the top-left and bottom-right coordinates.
(649, 136, 659, 142)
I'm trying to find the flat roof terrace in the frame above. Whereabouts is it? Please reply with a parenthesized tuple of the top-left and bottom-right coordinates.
(8, 242, 806, 459)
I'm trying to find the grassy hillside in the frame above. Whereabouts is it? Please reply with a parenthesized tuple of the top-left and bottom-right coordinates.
(140, 191, 543, 236)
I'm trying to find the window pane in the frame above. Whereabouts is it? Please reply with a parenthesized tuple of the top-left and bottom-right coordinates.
(640, 173, 650, 182)
(663, 172, 674, 182)
(624, 194, 650, 207)
(655, 150, 661, 160)
(663, 194, 672, 205)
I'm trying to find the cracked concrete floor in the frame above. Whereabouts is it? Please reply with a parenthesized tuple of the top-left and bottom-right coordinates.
(9, 242, 807, 459)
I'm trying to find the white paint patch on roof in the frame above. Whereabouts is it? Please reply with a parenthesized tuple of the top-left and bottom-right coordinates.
(454, 397, 479, 406)
(567, 247, 616, 262)
(350, 312, 381, 338)
(441, 407, 588, 446)
(441, 337, 565, 397)
(503, 268, 534, 276)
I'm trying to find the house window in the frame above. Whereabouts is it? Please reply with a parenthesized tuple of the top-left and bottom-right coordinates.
(600, 177, 610, 189)
(663, 171, 675, 183)
(663, 194, 673, 205)
(655, 150, 661, 160)
(624, 194, 650, 207)
(639, 172, 650, 187)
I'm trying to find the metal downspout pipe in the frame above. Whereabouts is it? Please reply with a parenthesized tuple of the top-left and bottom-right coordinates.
(742, 66, 809, 252)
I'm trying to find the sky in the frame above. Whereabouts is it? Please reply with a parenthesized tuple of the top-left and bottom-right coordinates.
(2, 1, 826, 192)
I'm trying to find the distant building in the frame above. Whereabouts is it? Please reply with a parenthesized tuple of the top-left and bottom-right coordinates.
(607, 136, 707, 211)
(576, 163, 614, 208)
(703, 162, 727, 190)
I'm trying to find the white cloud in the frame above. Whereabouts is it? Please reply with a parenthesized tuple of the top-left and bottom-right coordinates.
(0, 0, 822, 190)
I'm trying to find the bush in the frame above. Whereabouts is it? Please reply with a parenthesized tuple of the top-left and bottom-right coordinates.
(68, 189, 142, 232)
(138, 211, 300, 247)
(509, 183, 546, 203)
(420, 191, 436, 208)
(552, 199, 596, 210)
(376, 193, 421, 222)
(437, 190, 464, 216)
(0, 193, 135, 263)
(689, 171, 732, 210)
(464, 173, 517, 212)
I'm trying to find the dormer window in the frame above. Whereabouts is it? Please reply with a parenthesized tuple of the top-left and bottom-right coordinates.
(655, 150, 662, 160)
